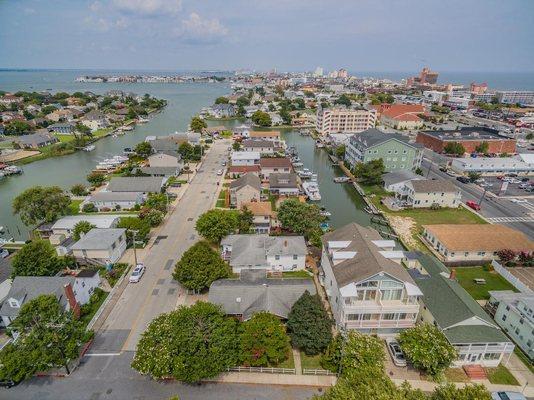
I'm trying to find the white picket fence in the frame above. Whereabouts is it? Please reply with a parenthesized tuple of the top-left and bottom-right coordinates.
(492, 260, 533, 294)
(227, 366, 296, 374)
(303, 369, 337, 376)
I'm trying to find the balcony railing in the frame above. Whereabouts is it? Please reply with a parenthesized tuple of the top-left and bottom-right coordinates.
(345, 319, 416, 329)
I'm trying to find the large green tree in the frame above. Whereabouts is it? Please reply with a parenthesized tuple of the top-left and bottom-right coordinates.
(354, 159, 385, 185)
(190, 116, 207, 133)
(251, 111, 272, 127)
(277, 199, 323, 237)
(172, 241, 230, 291)
(431, 383, 491, 400)
(195, 209, 239, 242)
(135, 141, 153, 158)
(0, 295, 91, 382)
(12, 186, 71, 226)
(72, 221, 96, 241)
(240, 312, 290, 367)
(320, 334, 343, 373)
(4, 120, 32, 135)
(86, 172, 106, 187)
(12, 240, 64, 277)
(131, 302, 240, 383)
(215, 96, 229, 104)
(399, 324, 457, 377)
(286, 291, 332, 355)
(443, 142, 465, 156)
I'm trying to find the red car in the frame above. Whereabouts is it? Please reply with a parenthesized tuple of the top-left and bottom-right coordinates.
(466, 200, 481, 211)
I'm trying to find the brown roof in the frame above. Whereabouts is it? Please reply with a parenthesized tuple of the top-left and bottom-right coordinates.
(423, 224, 534, 252)
(259, 157, 292, 168)
(227, 165, 261, 173)
(242, 201, 274, 216)
(249, 130, 280, 138)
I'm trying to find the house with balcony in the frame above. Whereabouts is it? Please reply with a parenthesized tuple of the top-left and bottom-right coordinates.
(242, 201, 278, 234)
(320, 223, 423, 336)
(402, 179, 461, 208)
(407, 252, 514, 367)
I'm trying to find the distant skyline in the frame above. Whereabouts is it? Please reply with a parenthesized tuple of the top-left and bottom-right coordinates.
(1, 0, 534, 72)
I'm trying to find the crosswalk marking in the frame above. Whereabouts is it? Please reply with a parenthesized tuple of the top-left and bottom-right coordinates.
(486, 217, 534, 223)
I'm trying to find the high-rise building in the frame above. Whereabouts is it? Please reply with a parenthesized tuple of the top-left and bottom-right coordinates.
(316, 106, 377, 135)
(495, 91, 534, 106)
(314, 67, 324, 77)
(338, 68, 348, 79)
(407, 67, 438, 86)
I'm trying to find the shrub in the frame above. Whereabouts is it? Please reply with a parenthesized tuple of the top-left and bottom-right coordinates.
(82, 203, 97, 213)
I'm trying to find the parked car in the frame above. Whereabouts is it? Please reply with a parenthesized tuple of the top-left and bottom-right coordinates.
(0, 248, 8, 259)
(475, 178, 485, 183)
(456, 176, 470, 184)
(466, 200, 481, 211)
(519, 183, 530, 189)
(129, 264, 145, 283)
(221, 161, 226, 166)
(491, 391, 527, 400)
(520, 177, 530, 182)
(0, 379, 16, 389)
(510, 198, 528, 204)
(386, 338, 407, 367)
(216, 169, 223, 176)
(506, 173, 518, 177)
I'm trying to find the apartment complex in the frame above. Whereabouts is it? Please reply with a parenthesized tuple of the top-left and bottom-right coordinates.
(316, 106, 377, 135)
(495, 91, 534, 106)
(320, 223, 422, 335)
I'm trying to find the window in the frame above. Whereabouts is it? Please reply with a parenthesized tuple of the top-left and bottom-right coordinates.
(347, 314, 361, 321)
(502, 315, 507, 321)
(275, 255, 280, 260)
(382, 289, 402, 301)
(382, 313, 395, 320)
(484, 353, 500, 360)
(293, 255, 298, 260)
(111, 242, 116, 250)
(506, 305, 510, 311)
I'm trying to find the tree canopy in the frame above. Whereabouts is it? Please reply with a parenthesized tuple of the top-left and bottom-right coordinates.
(12, 186, 71, 226)
(215, 96, 229, 104)
(135, 141, 153, 158)
(86, 172, 106, 186)
(354, 159, 385, 185)
(70, 183, 88, 196)
(178, 142, 202, 161)
(430, 383, 491, 400)
(172, 241, 230, 291)
(443, 142, 465, 156)
(190, 116, 207, 133)
(399, 324, 457, 377)
(195, 209, 239, 242)
(334, 94, 352, 107)
(277, 199, 323, 238)
(73, 221, 96, 241)
(251, 110, 272, 127)
(0, 295, 91, 382)
(131, 302, 240, 383)
(286, 291, 332, 355)
(12, 240, 64, 277)
(239, 312, 290, 367)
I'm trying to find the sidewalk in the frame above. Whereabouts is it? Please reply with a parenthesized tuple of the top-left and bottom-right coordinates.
(207, 372, 336, 387)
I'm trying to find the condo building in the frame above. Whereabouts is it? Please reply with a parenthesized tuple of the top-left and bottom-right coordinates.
(316, 106, 377, 135)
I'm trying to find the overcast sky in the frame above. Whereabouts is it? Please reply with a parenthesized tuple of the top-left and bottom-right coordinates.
(1, 0, 533, 72)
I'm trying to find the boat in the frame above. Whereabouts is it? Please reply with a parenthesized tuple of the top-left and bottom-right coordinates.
(320, 222, 330, 232)
(320, 210, 332, 217)
(303, 181, 321, 201)
(137, 117, 149, 123)
(4, 166, 23, 175)
(123, 147, 134, 155)
(82, 145, 96, 152)
(120, 125, 134, 131)
(333, 176, 350, 183)
(292, 162, 303, 167)
(112, 134, 118, 138)
(297, 168, 313, 179)
(315, 140, 325, 148)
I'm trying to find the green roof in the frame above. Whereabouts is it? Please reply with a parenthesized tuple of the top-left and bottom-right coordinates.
(410, 253, 508, 344)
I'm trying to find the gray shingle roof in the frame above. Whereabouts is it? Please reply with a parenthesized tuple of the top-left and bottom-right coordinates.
(229, 173, 261, 191)
(408, 179, 458, 193)
(243, 139, 275, 148)
(0, 276, 74, 318)
(322, 223, 415, 288)
(383, 170, 421, 187)
(408, 253, 509, 344)
(139, 166, 180, 176)
(208, 269, 315, 320)
(350, 128, 417, 149)
(88, 192, 141, 202)
(71, 228, 125, 250)
(269, 173, 299, 188)
(107, 177, 164, 193)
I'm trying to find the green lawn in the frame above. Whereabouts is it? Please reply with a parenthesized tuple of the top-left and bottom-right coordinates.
(0, 140, 14, 149)
(443, 368, 470, 383)
(218, 189, 227, 200)
(485, 365, 520, 385)
(216, 199, 226, 208)
(514, 347, 534, 374)
(92, 128, 112, 138)
(80, 288, 109, 327)
(391, 207, 487, 227)
(455, 267, 518, 300)
(100, 263, 130, 287)
(281, 270, 313, 279)
(55, 134, 75, 143)
(67, 199, 83, 215)
(275, 350, 295, 369)
(300, 352, 323, 370)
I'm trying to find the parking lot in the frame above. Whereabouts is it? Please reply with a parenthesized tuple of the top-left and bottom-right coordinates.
(473, 176, 533, 197)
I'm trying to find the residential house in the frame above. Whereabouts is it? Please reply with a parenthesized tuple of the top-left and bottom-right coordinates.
(345, 128, 423, 172)
(487, 291, 534, 361)
(146, 137, 178, 156)
(0, 94, 23, 106)
(168, 131, 201, 146)
(402, 179, 461, 208)
(383, 170, 424, 193)
(231, 151, 261, 166)
(408, 253, 514, 367)
(242, 201, 277, 234)
(249, 130, 282, 147)
(208, 269, 315, 321)
(259, 157, 292, 178)
(320, 223, 422, 335)
(422, 224, 534, 264)
(49, 215, 121, 243)
(86, 192, 145, 211)
(269, 173, 300, 196)
(46, 109, 76, 123)
(106, 176, 165, 194)
(229, 173, 261, 208)
(138, 166, 180, 177)
(82, 110, 108, 131)
(221, 234, 307, 273)
(71, 228, 127, 265)
(209, 104, 236, 118)
(13, 132, 58, 149)
(148, 152, 182, 169)
(227, 165, 261, 179)
(242, 139, 277, 155)
(0, 274, 100, 327)
(47, 122, 75, 135)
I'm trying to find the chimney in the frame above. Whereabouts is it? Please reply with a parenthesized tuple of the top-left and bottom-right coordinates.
(64, 283, 80, 319)
(449, 268, 456, 280)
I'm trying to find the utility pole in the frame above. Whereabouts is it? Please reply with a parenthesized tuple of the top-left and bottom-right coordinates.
(130, 229, 139, 267)
(478, 187, 487, 206)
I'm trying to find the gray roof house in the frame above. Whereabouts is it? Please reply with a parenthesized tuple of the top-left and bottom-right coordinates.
(408, 252, 514, 367)
(71, 228, 127, 265)
(13, 132, 59, 149)
(229, 172, 262, 207)
(268, 173, 300, 195)
(383, 170, 423, 192)
(106, 176, 164, 194)
(221, 234, 308, 273)
(209, 269, 315, 320)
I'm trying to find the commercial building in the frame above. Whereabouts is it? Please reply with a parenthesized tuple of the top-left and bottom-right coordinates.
(496, 91, 534, 106)
(320, 223, 422, 335)
(416, 127, 516, 155)
(316, 106, 377, 135)
(450, 157, 533, 176)
(422, 224, 534, 264)
(408, 253, 514, 367)
(374, 104, 426, 130)
(407, 67, 439, 86)
(345, 128, 423, 172)
(487, 291, 534, 361)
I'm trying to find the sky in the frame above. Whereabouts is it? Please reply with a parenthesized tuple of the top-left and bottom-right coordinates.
(1, 0, 533, 72)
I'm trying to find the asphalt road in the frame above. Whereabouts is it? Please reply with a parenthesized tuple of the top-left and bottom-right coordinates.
(3, 352, 318, 400)
(422, 158, 534, 239)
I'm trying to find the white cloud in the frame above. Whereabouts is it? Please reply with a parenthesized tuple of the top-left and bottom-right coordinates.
(83, 16, 112, 32)
(89, 1, 102, 12)
(112, 0, 182, 16)
(115, 17, 130, 29)
(175, 12, 228, 44)
(23, 7, 36, 14)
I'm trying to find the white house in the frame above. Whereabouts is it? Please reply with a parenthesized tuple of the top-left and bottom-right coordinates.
(50, 215, 121, 244)
(221, 234, 307, 273)
(86, 192, 145, 211)
(403, 179, 461, 208)
(320, 223, 423, 336)
(71, 228, 127, 265)
(231, 151, 261, 166)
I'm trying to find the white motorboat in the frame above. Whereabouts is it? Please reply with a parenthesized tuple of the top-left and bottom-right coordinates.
(138, 117, 149, 123)
(297, 168, 313, 179)
(303, 181, 321, 201)
(315, 140, 325, 148)
(320, 210, 332, 217)
(83, 145, 96, 152)
(333, 176, 350, 183)
(292, 162, 303, 167)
